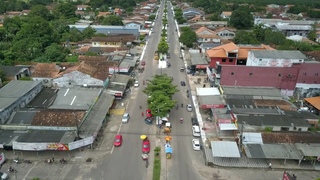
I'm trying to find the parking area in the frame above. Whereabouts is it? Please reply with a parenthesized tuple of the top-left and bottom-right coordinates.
(50, 88, 101, 110)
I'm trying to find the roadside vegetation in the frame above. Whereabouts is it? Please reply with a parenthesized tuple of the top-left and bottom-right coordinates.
(152, 147, 161, 180)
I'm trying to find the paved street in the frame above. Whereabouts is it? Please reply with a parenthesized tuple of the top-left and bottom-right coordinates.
(1, 1, 320, 180)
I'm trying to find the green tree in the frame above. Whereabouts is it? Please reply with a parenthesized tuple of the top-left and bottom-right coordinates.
(82, 27, 96, 39)
(13, 16, 55, 61)
(53, 2, 77, 19)
(29, 5, 54, 21)
(234, 30, 259, 44)
(157, 40, 169, 54)
(253, 25, 266, 42)
(179, 27, 197, 48)
(147, 92, 176, 117)
(229, 9, 253, 29)
(264, 30, 286, 46)
(308, 29, 317, 41)
(101, 15, 124, 25)
(44, 43, 68, 62)
(144, 74, 178, 117)
(148, 15, 156, 21)
(144, 74, 178, 97)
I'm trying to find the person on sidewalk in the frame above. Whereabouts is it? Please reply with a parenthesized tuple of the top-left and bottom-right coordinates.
(268, 163, 272, 169)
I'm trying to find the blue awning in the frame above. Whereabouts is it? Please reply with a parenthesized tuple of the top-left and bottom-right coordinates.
(165, 147, 172, 154)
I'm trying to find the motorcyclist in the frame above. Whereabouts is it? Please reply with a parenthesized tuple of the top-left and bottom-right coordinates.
(180, 118, 183, 123)
(176, 105, 179, 110)
(181, 103, 183, 107)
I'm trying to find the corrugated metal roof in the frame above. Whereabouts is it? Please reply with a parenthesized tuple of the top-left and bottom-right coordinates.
(244, 144, 302, 159)
(242, 133, 263, 144)
(211, 141, 241, 158)
(222, 86, 282, 97)
(251, 50, 307, 60)
(220, 124, 237, 130)
(196, 87, 220, 96)
(275, 24, 311, 31)
(295, 143, 320, 157)
(189, 51, 208, 65)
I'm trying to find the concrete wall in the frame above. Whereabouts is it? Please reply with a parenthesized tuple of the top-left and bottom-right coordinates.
(33, 77, 53, 87)
(53, 71, 103, 88)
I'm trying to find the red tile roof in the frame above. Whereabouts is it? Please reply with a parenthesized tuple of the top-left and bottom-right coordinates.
(32, 63, 60, 78)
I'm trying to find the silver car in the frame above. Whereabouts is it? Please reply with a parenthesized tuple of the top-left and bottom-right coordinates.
(186, 104, 192, 112)
(122, 113, 130, 123)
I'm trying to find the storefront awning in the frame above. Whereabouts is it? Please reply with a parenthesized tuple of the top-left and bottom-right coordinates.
(196, 65, 208, 69)
(201, 104, 225, 109)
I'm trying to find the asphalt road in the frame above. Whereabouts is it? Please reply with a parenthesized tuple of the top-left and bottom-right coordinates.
(74, 2, 168, 180)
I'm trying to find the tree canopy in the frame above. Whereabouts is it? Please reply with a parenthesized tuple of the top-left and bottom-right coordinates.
(144, 74, 178, 117)
(229, 9, 253, 29)
(179, 27, 197, 48)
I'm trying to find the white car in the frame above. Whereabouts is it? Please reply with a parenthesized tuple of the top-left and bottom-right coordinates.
(186, 104, 192, 112)
(0, 171, 8, 180)
(134, 81, 139, 87)
(192, 126, 201, 137)
(122, 113, 130, 123)
(192, 139, 201, 151)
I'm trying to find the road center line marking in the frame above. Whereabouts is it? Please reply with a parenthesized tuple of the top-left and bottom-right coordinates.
(70, 96, 76, 105)
(64, 88, 69, 96)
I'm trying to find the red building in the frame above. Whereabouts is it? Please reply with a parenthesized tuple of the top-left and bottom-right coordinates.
(220, 65, 299, 91)
(294, 63, 320, 84)
(205, 43, 275, 68)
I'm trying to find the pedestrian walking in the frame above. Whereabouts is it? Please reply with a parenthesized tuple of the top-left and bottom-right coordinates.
(268, 163, 272, 169)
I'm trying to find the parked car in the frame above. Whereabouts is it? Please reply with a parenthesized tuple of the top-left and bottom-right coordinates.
(0, 172, 8, 180)
(134, 81, 139, 87)
(142, 139, 150, 153)
(186, 104, 192, 112)
(122, 113, 130, 123)
(146, 109, 152, 118)
(145, 118, 153, 125)
(191, 117, 199, 125)
(180, 81, 186, 86)
(192, 139, 201, 151)
(180, 67, 185, 72)
(192, 126, 201, 137)
(113, 134, 123, 147)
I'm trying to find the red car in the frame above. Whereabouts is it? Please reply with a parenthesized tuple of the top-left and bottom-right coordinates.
(146, 109, 152, 118)
(142, 139, 150, 153)
(114, 134, 123, 147)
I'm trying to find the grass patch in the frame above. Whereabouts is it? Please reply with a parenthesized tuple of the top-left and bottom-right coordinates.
(152, 147, 161, 180)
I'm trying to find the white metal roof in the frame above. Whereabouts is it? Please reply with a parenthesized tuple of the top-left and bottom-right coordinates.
(242, 133, 263, 144)
(219, 124, 237, 130)
(211, 141, 241, 158)
(196, 88, 220, 96)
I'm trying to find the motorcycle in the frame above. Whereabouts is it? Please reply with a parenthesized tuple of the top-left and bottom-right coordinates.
(145, 159, 149, 168)
(176, 105, 179, 110)
(180, 118, 183, 124)
(60, 158, 67, 164)
(13, 158, 20, 164)
(8, 167, 16, 173)
(24, 160, 32, 164)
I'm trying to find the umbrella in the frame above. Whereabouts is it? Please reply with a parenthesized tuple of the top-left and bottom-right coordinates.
(140, 135, 147, 140)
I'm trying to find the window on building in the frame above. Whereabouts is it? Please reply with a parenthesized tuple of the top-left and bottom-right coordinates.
(303, 72, 307, 75)
(249, 73, 253, 76)
(222, 58, 226, 62)
(278, 74, 282, 77)
(303, 81, 305, 83)
(259, 59, 262, 61)
(229, 59, 233, 62)
(316, 73, 319, 76)
(315, 81, 317, 83)
(231, 72, 234, 75)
